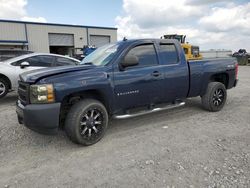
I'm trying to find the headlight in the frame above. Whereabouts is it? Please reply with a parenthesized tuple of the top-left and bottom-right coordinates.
(30, 84, 55, 104)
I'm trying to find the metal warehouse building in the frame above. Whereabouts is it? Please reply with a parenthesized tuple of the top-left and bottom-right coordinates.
(0, 19, 117, 56)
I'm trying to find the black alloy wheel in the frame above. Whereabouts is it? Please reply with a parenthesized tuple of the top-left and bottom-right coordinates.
(79, 108, 105, 141)
(65, 99, 108, 146)
(212, 88, 225, 107)
(201, 82, 227, 112)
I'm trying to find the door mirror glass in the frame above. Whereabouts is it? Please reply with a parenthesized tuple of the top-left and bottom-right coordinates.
(20, 61, 30, 69)
(120, 55, 139, 68)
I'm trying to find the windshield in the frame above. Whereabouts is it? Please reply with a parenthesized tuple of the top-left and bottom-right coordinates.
(80, 43, 119, 66)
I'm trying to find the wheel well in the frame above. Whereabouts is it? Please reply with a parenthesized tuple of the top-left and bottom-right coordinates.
(60, 90, 110, 127)
(0, 74, 12, 89)
(210, 73, 229, 89)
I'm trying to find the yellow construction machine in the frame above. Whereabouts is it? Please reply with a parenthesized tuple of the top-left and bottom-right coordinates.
(162, 34, 202, 60)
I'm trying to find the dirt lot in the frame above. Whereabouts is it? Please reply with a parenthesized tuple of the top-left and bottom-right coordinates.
(0, 66, 249, 188)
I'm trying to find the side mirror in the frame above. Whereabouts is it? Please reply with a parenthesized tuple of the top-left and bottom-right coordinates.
(120, 55, 139, 69)
(20, 61, 30, 69)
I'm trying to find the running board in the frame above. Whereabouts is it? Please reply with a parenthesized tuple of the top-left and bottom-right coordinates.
(113, 101, 185, 119)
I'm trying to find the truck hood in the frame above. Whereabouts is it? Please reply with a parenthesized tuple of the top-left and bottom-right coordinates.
(20, 65, 95, 83)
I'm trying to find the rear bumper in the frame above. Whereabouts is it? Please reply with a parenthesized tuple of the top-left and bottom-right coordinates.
(16, 100, 61, 135)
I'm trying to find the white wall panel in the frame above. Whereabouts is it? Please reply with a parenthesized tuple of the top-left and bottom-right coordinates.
(0, 22, 26, 41)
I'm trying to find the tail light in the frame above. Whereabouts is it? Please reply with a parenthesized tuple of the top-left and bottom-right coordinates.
(235, 62, 239, 79)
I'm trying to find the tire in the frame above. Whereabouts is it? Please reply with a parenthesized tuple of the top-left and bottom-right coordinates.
(65, 99, 108, 146)
(0, 78, 9, 99)
(201, 82, 227, 112)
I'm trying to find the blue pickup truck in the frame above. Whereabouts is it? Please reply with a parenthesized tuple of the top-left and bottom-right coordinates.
(16, 39, 238, 146)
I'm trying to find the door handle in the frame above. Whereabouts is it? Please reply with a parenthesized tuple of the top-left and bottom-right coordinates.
(151, 71, 161, 77)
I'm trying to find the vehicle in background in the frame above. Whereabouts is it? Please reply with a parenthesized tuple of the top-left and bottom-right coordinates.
(0, 49, 33, 61)
(70, 46, 97, 61)
(0, 53, 80, 98)
(82, 45, 97, 58)
(233, 49, 250, 65)
(162, 34, 203, 60)
(70, 48, 85, 61)
(233, 49, 249, 57)
(16, 39, 238, 146)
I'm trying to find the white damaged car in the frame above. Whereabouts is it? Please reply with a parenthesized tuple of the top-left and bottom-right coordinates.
(0, 53, 80, 98)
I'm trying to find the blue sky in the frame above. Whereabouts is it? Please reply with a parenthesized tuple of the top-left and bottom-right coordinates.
(26, 0, 123, 27)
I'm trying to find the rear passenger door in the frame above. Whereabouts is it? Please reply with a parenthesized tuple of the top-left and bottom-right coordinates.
(158, 43, 189, 101)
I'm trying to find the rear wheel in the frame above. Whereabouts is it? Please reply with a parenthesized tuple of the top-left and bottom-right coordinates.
(201, 82, 227, 112)
(65, 99, 108, 146)
(0, 78, 9, 99)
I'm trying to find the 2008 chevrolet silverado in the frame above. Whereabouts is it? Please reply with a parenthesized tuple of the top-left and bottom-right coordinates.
(16, 39, 238, 146)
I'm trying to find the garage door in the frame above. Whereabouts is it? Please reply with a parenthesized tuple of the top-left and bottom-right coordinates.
(49, 33, 74, 46)
(90, 35, 110, 48)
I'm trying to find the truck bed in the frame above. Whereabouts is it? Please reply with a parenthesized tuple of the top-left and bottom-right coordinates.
(188, 57, 237, 98)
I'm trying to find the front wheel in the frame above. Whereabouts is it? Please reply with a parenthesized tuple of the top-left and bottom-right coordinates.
(201, 82, 227, 112)
(65, 99, 108, 146)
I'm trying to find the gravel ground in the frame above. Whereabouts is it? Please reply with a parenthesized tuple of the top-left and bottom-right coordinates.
(0, 66, 249, 188)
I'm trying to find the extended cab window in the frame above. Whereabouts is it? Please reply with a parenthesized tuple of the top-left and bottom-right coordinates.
(160, 44, 179, 65)
(126, 44, 158, 67)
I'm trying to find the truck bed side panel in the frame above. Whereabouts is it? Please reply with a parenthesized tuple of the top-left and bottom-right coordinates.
(188, 58, 237, 97)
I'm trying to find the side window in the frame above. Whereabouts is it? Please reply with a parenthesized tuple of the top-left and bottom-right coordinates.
(183, 47, 188, 55)
(55, 57, 77, 66)
(191, 46, 200, 56)
(12, 56, 54, 67)
(12, 57, 41, 66)
(160, 44, 179, 65)
(38, 56, 55, 67)
(126, 44, 158, 67)
(11, 60, 23, 66)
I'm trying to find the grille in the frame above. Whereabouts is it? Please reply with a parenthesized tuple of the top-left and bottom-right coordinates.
(18, 81, 30, 105)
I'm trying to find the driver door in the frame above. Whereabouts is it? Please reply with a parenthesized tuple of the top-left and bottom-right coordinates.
(113, 43, 165, 110)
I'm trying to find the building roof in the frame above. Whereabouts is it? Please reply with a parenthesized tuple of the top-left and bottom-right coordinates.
(0, 19, 117, 30)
